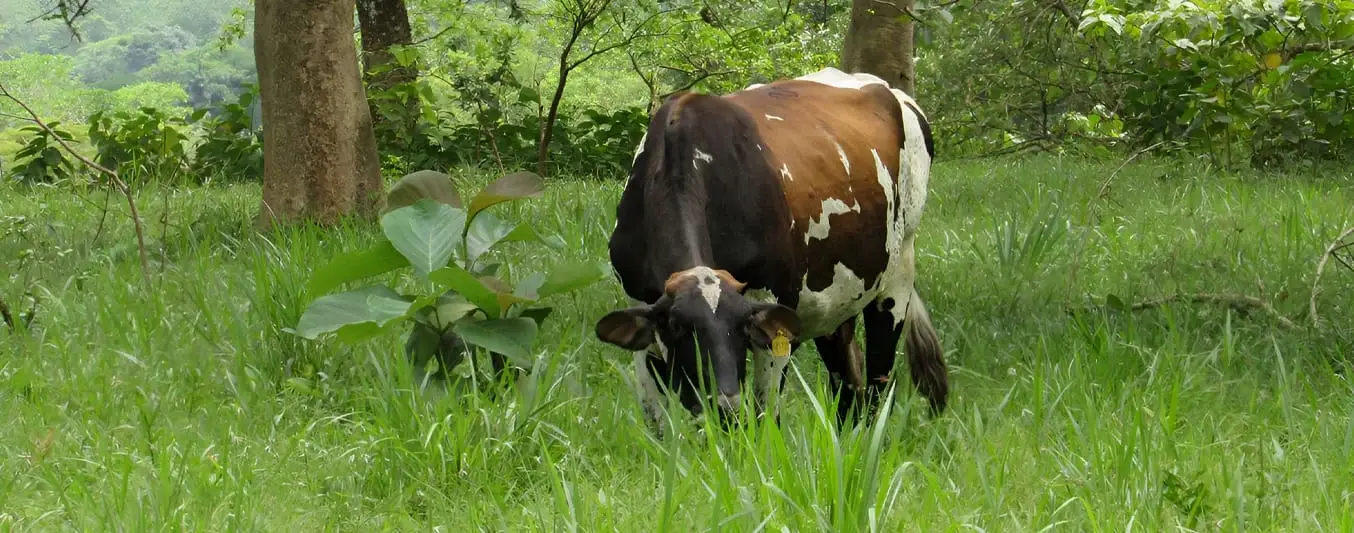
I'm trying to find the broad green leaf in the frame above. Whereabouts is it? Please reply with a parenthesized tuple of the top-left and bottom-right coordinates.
(452, 317, 539, 367)
(1106, 293, 1128, 312)
(465, 211, 521, 262)
(385, 170, 463, 214)
(519, 307, 553, 328)
(514, 273, 547, 301)
(429, 264, 502, 317)
(467, 171, 544, 220)
(505, 224, 567, 250)
(420, 292, 481, 330)
(537, 260, 609, 299)
(294, 285, 413, 340)
(381, 199, 467, 279)
(306, 240, 410, 296)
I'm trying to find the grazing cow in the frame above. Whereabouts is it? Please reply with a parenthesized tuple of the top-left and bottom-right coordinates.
(594, 68, 947, 433)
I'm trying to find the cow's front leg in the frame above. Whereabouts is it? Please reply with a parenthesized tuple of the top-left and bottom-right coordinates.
(634, 350, 668, 438)
(752, 345, 792, 422)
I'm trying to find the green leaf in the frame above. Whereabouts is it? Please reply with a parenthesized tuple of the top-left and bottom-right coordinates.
(385, 170, 463, 214)
(1105, 293, 1128, 312)
(519, 307, 553, 328)
(422, 292, 481, 330)
(467, 171, 545, 220)
(465, 211, 521, 263)
(452, 317, 539, 367)
(537, 260, 608, 298)
(381, 199, 467, 279)
(514, 273, 547, 301)
(293, 285, 413, 340)
(306, 240, 411, 296)
(429, 264, 502, 317)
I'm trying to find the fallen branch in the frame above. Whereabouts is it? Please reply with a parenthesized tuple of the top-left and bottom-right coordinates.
(1309, 226, 1354, 330)
(1118, 292, 1299, 330)
(0, 83, 152, 286)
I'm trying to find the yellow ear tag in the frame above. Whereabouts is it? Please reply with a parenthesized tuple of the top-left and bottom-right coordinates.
(771, 329, 790, 358)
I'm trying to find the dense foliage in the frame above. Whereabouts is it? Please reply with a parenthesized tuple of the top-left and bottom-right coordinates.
(3, 0, 1352, 185)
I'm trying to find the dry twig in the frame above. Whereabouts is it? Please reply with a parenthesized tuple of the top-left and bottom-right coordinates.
(1309, 226, 1354, 330)
(0, 83, 152, 286)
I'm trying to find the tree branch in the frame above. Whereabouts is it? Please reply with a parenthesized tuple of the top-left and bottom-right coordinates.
(0, 84, 153, 286)
(1309, 225, 1354, 330)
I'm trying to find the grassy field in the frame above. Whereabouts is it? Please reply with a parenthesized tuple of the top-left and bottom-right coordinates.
(2, 154, 1353, 531)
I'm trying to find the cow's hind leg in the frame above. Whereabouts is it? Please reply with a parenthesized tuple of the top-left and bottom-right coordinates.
(862, 239, 949, 418)
(813, 317, 868, 425)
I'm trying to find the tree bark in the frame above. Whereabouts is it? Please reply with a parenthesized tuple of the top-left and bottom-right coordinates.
(254, 0, 384, 228)
(536, 52, 574, 178)
(356, 0, 419, 140)
(841, 0, 916, 96)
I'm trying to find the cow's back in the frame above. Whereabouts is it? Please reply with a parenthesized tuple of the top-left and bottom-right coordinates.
(723, 70, 933, 338)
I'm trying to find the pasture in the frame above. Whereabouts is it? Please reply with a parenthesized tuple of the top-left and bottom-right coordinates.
(2, 154, 1352, 531)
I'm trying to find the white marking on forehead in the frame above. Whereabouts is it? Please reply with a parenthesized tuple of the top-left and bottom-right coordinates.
(780, 163, 793, 181)
(803, 198, 860, 244)
(765, 114, 784, 121)
(681, 266, 724, 312)
(835, 141, 850, 175)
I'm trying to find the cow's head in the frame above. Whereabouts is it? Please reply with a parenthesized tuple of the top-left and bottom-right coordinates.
(595, 266, 801, 417)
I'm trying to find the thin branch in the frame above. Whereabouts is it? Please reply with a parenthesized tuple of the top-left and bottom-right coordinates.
(0, 84, 152, 286)
(1092, 141, 1168, 205)
(1309, 225, 1354, 330)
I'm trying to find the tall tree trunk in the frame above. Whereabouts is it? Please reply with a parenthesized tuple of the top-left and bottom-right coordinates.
(536, 39, 577, 178)
(841, 0, 916, 96)
(357, 0, 419, 143)
(254, 0, 384, 228)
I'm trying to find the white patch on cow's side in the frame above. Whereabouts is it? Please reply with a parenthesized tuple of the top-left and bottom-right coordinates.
(794, 262, 871, 339)
(757, 144, 764, 151)
(803, 198, 860, 244)
(780, 163, 793, 181)
(744, 288, 778, 305)
(765, 114, 784, 121)
(834, 141, 851, 175)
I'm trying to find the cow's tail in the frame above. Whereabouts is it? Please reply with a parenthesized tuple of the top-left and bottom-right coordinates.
(903, 287, 948, 414)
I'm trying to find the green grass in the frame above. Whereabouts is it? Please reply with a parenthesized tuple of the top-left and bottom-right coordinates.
(2, 154, 1353, 531)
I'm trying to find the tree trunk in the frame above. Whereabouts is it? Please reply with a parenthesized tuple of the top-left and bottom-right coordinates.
(254, 0, 384, 228)
(356, 0, 419, 141)
(841, 0, 916, 96)
(536, 42, 576, 177)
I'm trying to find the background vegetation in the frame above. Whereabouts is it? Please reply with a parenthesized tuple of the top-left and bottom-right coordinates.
(2, 0, 1352, 530)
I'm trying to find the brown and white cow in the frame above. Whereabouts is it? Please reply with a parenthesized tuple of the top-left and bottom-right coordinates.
(594, 68, 947, 433)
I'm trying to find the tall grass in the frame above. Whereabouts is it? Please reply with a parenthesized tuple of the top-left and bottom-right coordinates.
(1, 154, 1352, 531)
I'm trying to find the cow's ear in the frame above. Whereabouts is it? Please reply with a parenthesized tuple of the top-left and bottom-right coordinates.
(596, 305, 663, 350)
(743, 303, 802, 348)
